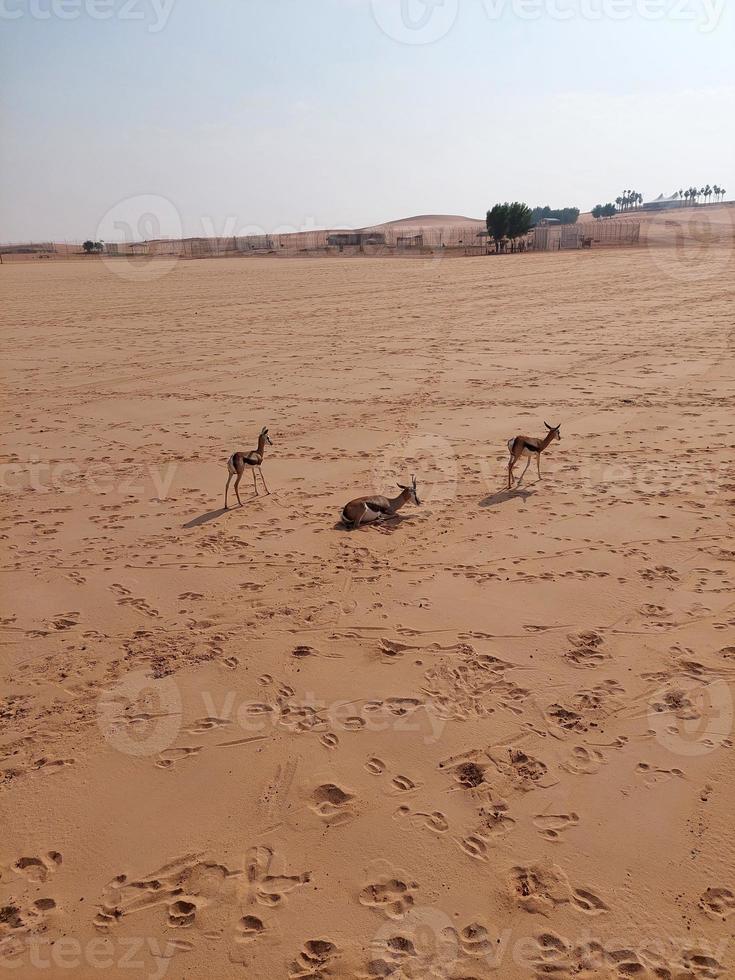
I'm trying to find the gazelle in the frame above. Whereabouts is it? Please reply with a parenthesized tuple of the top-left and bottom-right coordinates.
(507, 422, 561, 489)
(224, 426, 273, 508)
(340, 475, 421, 530)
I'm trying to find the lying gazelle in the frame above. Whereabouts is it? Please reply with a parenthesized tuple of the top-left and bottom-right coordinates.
(340, 475, 421, 530)
(507, 422, 561, 489)
(224, 426, 273, 508)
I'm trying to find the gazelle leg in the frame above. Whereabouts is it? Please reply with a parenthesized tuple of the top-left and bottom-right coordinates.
(352, 503, 368, 530)
(508, 459, 515, 489)
(536, 454, 542, 480)
(518, 457, 531, 485)
(234, 472, 243, 506)
(251, 468, 258, 496)
(258, 467, 270, 495)
(225, 473, 232, 509)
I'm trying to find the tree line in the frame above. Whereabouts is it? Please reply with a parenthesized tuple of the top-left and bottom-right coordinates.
(677, 184, 726, 204)
(592, 184, 727, 219)
(485, 203, 533, 251)
(530, 205, 580, 225)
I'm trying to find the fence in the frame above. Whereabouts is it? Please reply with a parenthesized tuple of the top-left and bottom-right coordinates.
(0, 220, 641, 263)
(532, 220, 641, 251)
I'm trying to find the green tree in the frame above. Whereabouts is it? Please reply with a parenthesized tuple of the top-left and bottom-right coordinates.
(486, 204, 509, 252)
(506, 202, 533, 242)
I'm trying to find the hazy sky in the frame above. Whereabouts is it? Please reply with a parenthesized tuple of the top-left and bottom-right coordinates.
(1, 0, 733, 241)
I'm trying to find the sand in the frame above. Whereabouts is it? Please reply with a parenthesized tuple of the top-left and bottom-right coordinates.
(1, 227, 734, 979)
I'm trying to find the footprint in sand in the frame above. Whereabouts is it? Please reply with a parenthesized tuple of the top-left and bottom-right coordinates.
(309, 783, 356, 826)
(699, 887, 735, 920)
(561, 745, 606, 775)
(155, 746, 203, 769)
(635, 761, 684, 787)
(394, 806, 449, 835)
(244, 846, 310, 908)
(185, 717, 230, 735)
(235, 914, 266, 944)
(289, 939, 338, 978)
(510, 863, 608, 916)
(359, 876, 417, 920)
(12, 852, 62, 883)
(532, 812, 580, 840)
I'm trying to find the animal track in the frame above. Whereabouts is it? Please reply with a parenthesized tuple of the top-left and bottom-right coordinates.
(532, 812, 580, 840)
(565, 631, 608, 668)
(359, 876, 417, 919)
(309, 783, 356, 825)
(289, 938, 337, 978)
(699, 887, 735, 920)
(155, 745, 203, 769)
(561, 745, 606, 775)
(510, 863, 607, 916)
(235, 914, 265, 944)
(12, 852, 62, 883)
(244, 846, 311, 907)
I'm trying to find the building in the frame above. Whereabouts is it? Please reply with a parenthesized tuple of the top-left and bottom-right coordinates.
(640, 193, 683, 212)
(326, 232, 386, 247)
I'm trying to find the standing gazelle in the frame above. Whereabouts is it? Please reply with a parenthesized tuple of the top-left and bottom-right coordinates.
(507, 422, 561, 489)
(225, 426, 273, 508)
(341, 475, 421, 530)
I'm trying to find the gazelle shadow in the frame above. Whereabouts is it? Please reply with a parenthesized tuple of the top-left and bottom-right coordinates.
(183, 508, 228, 528)
(333, 514, 415, 533)
(480, 487, 536, 507)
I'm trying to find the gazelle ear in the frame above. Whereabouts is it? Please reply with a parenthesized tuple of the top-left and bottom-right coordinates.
(544, 421, 552, 429)
(397, 483, 408, 490)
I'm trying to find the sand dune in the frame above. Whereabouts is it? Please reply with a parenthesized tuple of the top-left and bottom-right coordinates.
(1, 237, 734, 978)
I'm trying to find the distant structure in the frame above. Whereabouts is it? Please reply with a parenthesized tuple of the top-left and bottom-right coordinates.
(640, 193, 684, 212)
(326, 232, 385, 248)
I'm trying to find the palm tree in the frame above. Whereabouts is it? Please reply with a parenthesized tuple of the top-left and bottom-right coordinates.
(615, 196, 623, 211)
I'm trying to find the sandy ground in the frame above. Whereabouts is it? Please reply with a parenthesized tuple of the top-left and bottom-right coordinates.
(1, 229, 734, 980)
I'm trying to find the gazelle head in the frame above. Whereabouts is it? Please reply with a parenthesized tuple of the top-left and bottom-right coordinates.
(398, 475, 421, 506)
(544, 422, 561, 441)
(260, 426, 273, 446)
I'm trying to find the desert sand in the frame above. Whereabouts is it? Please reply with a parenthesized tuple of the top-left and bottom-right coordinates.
(1, 219, 734, 979)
